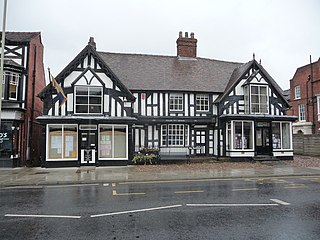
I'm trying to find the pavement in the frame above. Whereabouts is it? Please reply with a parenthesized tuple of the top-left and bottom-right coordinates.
(1, 162, 320, 187)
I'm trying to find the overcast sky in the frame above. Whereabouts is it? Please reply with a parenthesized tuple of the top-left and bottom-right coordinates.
(3, 0, 320, 89)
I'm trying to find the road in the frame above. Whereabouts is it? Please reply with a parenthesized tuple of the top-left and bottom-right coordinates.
(0, 176, 320, 240)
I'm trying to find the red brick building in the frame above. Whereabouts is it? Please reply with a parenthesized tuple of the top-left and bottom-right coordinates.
(0, 32, 45, 167)
(289, 57, 320, 134)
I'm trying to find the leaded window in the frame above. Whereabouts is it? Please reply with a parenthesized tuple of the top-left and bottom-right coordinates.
(161, 124, 189, 146)
(251, 85, 268, 114)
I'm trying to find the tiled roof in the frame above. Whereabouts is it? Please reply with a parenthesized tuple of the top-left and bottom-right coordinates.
(98, 52, 242, 93)
(0, 32, 41, 43)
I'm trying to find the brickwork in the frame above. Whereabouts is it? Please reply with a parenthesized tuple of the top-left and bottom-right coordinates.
(176, 31, 197, 58)
(289, 58, 320, 134)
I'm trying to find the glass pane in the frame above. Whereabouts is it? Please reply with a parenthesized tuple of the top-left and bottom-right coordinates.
(282, 123, 290, 149)
(89, 105, 101, 113)
(233, 122, 242, 149)
(48, 125, 62, 159)
(0, 122, 12, 158)
(251, 86, 258, 94)
(90, 88, 102, 96)
(76, 96, 88, 104)
(76, 105, 88, 113)
(243, 122, 252, 149)
(64, 125, 77, 158)
(260, 86, 267, 95)
(100, 126, 113, 158)
(89, 96, 101, 104)
(76, 87, 88, 95)
(114, 126, 127, 158)
(272, 123, 281, 149)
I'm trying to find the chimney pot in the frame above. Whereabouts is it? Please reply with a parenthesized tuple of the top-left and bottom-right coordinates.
(176, 31, 197, 58)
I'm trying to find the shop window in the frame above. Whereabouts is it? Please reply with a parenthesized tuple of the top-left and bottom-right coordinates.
(196, 94, 209, 111)
(226, 122, 231, 150)
(0, 123, 13, 158)
(272, 122, 291, 150)
(161, 124, 189, 147)
(169, 93, 183, 111)
(233, 121, 253, 150)
(317, 96, 320, 120)
(75, 86, 102, 114)
(99, 125, 127, 159)
(48, 125, 77, 160)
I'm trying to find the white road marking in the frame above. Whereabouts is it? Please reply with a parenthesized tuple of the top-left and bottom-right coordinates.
(90, 204, 182, 218)
(3, 186, 43, 190)
(46, 183, 99, 188)
(270, 199, 291, 205)
(5, 214, 81, 219)
(232, 188, 258, 191)
(103, 183, 109, 186)
(174, 190, 204, 194)
(186, 203, 279, 207)
(112, 190, 145, 196)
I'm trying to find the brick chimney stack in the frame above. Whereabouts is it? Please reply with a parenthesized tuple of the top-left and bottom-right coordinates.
(88, 37, 96, 50)
(176, 31, 197, 58)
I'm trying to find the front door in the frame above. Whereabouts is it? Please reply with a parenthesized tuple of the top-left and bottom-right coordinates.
(79, 127, 97, 165)
(255, 122, 271, 155)
(195, 129, 206, 155)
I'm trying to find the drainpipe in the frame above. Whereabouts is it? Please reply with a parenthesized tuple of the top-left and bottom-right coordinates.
(310, 55, 315, 134)
(28, 45, 36, 166)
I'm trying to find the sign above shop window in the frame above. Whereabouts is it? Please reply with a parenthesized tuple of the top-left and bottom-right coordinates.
(256, 122, 270, 127)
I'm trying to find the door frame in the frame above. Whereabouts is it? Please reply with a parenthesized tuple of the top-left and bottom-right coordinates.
(255, 122, 271, 156)
(194, 128, 207, 156)
(78, 125, 98, 166)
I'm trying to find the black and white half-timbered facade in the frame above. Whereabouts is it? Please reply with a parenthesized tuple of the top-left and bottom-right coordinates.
(38, 32, 296, 167)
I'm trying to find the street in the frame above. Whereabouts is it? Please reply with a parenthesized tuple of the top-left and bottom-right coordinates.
(1, 176, 320, 240)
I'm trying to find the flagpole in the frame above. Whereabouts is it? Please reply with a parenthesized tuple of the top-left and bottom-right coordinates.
(0, 0, 8, 127)
(48, 67, 53, 109)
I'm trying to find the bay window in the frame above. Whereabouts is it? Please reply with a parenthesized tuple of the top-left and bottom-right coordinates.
(272, 122, 291, 150)
(2, 71, 21, 100)
(227, 121, 253, 150)
(161, 124, 189, 146)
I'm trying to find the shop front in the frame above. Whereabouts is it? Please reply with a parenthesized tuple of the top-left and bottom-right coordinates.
(0, 120, 20, 167)
(222, 115, 296, 160)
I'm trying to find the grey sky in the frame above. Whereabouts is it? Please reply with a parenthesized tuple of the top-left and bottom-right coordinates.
(4, 0, 320, 89)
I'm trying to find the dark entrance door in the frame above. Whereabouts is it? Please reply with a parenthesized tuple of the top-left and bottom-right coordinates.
(255, 122, 271, 156)
(79, 125, 97, 165)
(195, 129, 206, 155)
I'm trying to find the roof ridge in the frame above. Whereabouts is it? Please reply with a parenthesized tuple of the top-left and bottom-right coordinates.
(98, 51, 243, 65)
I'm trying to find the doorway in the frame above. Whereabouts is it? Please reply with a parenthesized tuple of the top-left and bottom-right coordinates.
(195, 129, 206, 155)
(255, 122, 271, 156)
(79, 125, 97, 165)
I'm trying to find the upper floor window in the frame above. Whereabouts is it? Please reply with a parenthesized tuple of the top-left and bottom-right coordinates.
(294, 86, 301, 99)
(75, 86, 102, 114)
(250, 85, 268, 114)
(169, 93, 183, 111)
(298, 104, 305, 121)
(2, 71, 21, 100)
(196, 94, 209, 111)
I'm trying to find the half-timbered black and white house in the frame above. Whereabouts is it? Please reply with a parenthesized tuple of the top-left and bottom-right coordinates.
(38, 32, 296, 167)
(0, 32, 45, 167)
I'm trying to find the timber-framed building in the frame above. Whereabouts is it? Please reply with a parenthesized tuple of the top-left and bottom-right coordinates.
(38, 32, 296, 167)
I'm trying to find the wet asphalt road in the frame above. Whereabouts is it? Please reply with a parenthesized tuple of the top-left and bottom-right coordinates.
(0, 176, 320, 240)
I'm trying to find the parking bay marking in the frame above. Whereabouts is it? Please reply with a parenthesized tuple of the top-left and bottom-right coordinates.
(187, 199, 291, 207)
(112, 190, 145, 196)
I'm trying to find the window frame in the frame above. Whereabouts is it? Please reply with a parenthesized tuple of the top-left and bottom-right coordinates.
(169, 93, 183, 112)
(2, 71, 21, 100)
(74, 86, 103, 114)
(298, 104, 306, 121)
(196, 94, 209, 112)
(227, 120, 254, 151)
(272, 122, 292, 150)
(98, 124, 128, 160)
(250, 85, 269, 114)
(161, 124, 189, 147)
(46, 124, 78, 161)
(294, 86, 301, 100)
(317, 96, 320, 120)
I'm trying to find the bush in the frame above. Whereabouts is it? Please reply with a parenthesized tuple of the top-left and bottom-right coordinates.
(132, 147, 159, 165)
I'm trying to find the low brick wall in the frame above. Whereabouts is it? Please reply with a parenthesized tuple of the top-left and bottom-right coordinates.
(293, 134, 320, 156)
